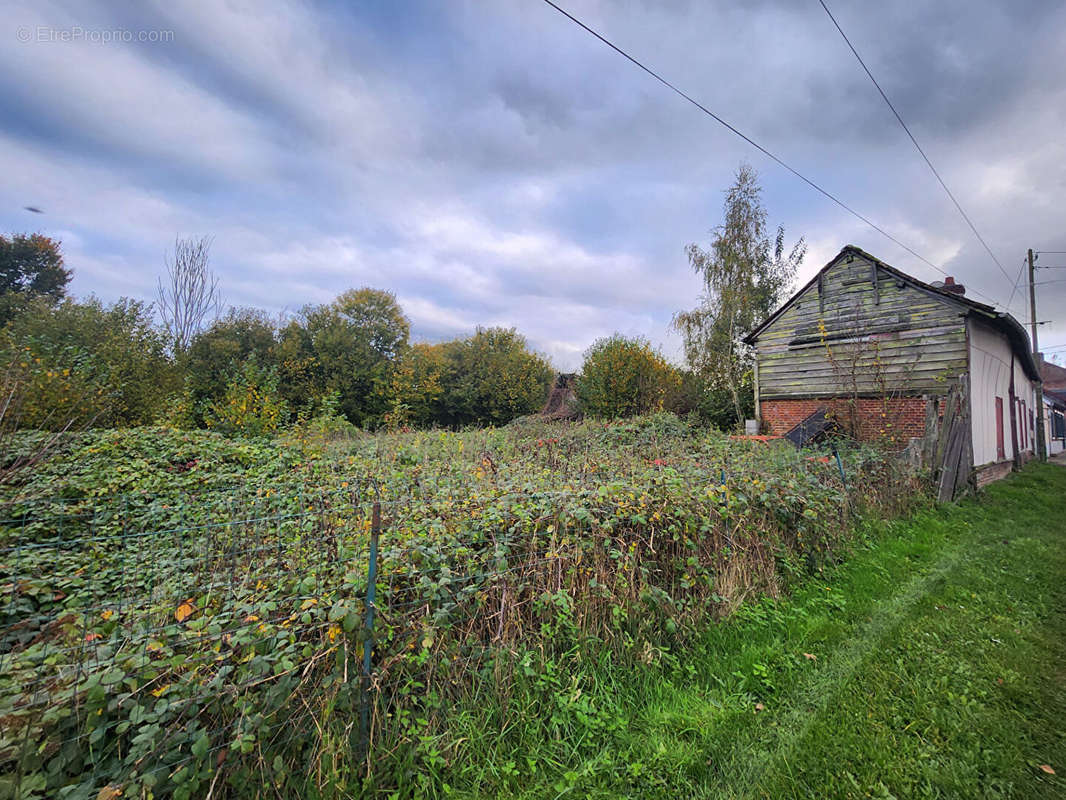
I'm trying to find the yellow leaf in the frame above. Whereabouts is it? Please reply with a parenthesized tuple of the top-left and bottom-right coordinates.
(151, 684, 170, 697)
(175, 601, 195, 623)
(101, 609, 114, 621)
(97, 785, 123, 800)
(300, 598, 317, 611)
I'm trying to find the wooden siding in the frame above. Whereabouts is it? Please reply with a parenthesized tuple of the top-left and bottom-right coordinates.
(754, 253, 968, 399)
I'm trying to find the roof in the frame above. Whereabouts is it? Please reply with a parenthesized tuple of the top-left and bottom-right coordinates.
(1040, 358, 1066, 389)
(743, 245, 1040, 382)
(1045, 388, 1066, 410)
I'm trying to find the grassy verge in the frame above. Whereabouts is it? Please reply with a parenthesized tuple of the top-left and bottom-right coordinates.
(439, 463, 1066, 799)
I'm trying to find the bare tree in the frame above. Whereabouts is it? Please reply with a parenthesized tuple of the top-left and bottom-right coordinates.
(157, 235, 222, 353)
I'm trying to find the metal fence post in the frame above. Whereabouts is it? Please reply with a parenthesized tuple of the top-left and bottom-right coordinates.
(359, 501, 381, 756)
(831, 442, 847, 489)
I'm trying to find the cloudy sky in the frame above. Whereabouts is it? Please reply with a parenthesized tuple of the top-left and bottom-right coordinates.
(3, 0, 1066, 369)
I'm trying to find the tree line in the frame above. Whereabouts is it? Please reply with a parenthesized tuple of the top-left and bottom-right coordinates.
(0, 258, 557, 434)
(0, 165, 802, 435)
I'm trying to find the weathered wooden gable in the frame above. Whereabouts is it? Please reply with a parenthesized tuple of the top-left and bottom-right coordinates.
(754, 251, 968, 399)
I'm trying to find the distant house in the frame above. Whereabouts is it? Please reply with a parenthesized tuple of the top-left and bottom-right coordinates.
(1040, 359, 1066, 455)
(743, 245, 1041, 488)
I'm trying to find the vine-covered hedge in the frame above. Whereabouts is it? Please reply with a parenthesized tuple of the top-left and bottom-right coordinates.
(0, 415, 925, 798)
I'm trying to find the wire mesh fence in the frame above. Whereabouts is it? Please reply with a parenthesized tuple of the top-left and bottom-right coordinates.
(1, 484, 387, 798)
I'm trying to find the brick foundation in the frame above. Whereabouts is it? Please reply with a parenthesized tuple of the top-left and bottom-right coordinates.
(761, 396, 929, 444)
(975, 459, 1013, 488)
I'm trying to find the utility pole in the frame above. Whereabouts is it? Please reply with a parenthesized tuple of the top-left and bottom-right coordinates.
(1029, 247, 1048, 462)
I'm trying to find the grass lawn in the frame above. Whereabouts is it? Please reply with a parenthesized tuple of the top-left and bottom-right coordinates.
(459, 463, 1066, 799)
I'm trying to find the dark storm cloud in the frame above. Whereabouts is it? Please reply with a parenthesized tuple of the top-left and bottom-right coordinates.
(1, 0, 1064, 368)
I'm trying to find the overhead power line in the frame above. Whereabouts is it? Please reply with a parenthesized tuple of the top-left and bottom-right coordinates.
(1016, 277, 1066, 287)
(1006, 258, 1030, 322)
(538, 0, 1015, 312)
(817, 0, 1015, 295)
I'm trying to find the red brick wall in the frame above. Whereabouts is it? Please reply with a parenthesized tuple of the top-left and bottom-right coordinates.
(975, 459, 1012, 488)
(761, 396, 929, 444)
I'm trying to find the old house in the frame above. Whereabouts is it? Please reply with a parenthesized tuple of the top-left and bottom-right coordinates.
(744, 245, 1041, 488)
(1039, 359, 1066, 455)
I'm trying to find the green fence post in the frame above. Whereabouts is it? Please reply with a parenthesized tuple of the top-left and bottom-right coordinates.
(359, 501, 381, 757)
(831, 442, 847, 489)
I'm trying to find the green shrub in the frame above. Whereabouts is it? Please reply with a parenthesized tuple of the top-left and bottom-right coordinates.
(0, 296, 174, 429)
(204, 358, 287, 437)
(383, 342, 447, 428)
(437, 327, 554, 427)
(577, 334, 680, 419)
(181, 308, 279, 426)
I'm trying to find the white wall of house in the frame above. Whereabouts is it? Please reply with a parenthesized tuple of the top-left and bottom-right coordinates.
(1019, 357, 1036, 456)
(1044, 399, 1065, 456)
(968, 318, 1036, 466)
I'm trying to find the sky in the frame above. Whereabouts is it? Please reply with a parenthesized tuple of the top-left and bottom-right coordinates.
(2, 0, 1066, 371)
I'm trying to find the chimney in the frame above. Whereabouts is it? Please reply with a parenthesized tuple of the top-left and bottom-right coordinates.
(941, 276, 966, 295)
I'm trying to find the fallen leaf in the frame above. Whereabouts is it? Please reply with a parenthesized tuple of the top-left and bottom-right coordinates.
(803, 653, 817, 661)
(85, 632, 101, 643)
(97, 785, 123, 800)
(1039, 764, 1056, 775)
(300, 598, 317, 611)
(174, 600, 195, 623)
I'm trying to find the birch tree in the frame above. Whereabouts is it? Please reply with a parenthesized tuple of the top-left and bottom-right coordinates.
(674, 164, 805, 427)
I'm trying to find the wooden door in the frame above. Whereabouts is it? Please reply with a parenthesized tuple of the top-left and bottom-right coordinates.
(995, 397, 1005, 460)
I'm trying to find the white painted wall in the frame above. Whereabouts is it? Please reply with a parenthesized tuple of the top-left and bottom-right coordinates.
(1044, 399, 1065, 455)
(968, 318, 1036, 467)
